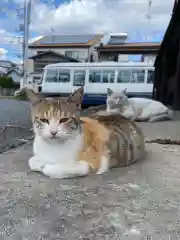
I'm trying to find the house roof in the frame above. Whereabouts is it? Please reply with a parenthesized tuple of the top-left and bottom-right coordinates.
(0, 66, 7, 74)
(0, 70, 6, 75)
(29, 50, 80, 62)
(6, 68, 22, 76)
(28, 34, 103, 48)
(97, 42, 161, 54)
(0, 60, 17, 68)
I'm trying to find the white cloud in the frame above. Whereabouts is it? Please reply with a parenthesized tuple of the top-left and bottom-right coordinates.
(0, 28, 21, 45)
(0, 0, 174, 62)
(29, 35, 43, 44)
(0, 48, 8, 60)
(30, 0, 174, 40)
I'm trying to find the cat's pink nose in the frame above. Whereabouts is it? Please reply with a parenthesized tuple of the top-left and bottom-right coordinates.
(50, 131, 57, 137)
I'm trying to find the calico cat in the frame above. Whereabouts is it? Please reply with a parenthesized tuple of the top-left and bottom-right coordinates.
(26, 87, 145, 179)
(106, 88, 173, 122)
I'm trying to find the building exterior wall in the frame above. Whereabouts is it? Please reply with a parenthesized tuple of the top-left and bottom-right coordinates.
(33, 52, 74, 73)
(142, 54, 156, 64)
(28, 47, 91, 62)
(98, 52, 128, 62)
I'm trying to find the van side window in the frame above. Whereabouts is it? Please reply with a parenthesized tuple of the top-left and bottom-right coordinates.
(117, 70, 131, 83)
(131, 70, 145, 83)
(89, 69, 115, 83)
(58, 70, 70, 82)
(102, 70, 115, 83)
(147, 70, 154, 83)
(89, 70, 101, 83)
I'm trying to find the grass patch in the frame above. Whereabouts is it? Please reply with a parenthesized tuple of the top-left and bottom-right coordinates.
(0, 96, 16, 99)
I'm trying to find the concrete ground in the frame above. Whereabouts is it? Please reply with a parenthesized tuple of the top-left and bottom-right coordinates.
(0, 121, 180, 239)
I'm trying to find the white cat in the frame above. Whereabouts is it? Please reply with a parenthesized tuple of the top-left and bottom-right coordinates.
(106, 88, 173, 122)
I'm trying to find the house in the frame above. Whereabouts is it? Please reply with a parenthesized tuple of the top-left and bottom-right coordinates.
(5, 69, 22, 83)
(28, 34, 103, 62)
(0, 60, 19, 72)
(28, 50, 80, 73)
(0, 67, 7, 76)
(97, 36, 160, 62)
(23, 50, 81, 87)
(0, 61, 22, 84)
(96, 33, 128, 61)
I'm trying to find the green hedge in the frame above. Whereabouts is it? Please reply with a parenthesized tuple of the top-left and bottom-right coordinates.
(0, 76, 20, 89)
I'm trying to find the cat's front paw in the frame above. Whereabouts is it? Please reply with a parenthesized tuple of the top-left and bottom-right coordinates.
(42, 164, 65, 178)
(42, 162, 90, 179)
(28, 156, 45, 172)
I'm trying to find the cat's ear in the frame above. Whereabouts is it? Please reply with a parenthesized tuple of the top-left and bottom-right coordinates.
(67, 87, 84, 107)
(107, 88, 113, 96)
(26, 88, 44, 105)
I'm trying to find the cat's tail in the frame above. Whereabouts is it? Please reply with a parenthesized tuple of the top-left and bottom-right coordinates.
(149, 109, 174, 122)
(167, 109, 174, 120)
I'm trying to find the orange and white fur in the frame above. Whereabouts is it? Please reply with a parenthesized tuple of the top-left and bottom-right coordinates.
(26, 87, 145, 179)
(106, 88, 173, 122)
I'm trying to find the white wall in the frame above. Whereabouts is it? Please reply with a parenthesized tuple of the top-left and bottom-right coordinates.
(118, 54, 128, 62)
(28, 46, 98, 62)
(29, 47, 88, 60)
(143, 55, 156, 64)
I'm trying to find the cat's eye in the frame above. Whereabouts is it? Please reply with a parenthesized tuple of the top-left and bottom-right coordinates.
(66, 118, 78, 130)
(40, 118, 49, 124)
(59, 118, 69, 123)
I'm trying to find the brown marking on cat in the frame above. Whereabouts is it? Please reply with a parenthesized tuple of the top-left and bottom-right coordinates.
(78, 113, 145, 172)
(78, 117, 110, 171)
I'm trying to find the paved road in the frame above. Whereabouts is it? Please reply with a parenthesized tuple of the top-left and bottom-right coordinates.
(1, 100, 180, 239)
(0, 99, 31, 128)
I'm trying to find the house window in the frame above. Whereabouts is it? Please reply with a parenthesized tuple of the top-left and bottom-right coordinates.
(65, 51, 86, 60)
(108, 56, 115, 61)
(73, 70, 85, 86)
(58, 70, 70, 82)
(147, 70, 154, 83)
(131, 70, 145, 83)
(117, 70, 131, 83)
(37, 51, 45, 55)
(89, 70, 101, 83)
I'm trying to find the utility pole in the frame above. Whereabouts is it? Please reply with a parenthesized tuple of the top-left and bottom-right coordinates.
(146, 0, 152, 42)
(21, 0, 32, 89)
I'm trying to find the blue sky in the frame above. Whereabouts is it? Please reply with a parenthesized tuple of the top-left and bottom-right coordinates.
(0, 0, 174, 62)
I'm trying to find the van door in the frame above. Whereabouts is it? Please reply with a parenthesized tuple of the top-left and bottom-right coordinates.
(72, 69, 86, 93)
